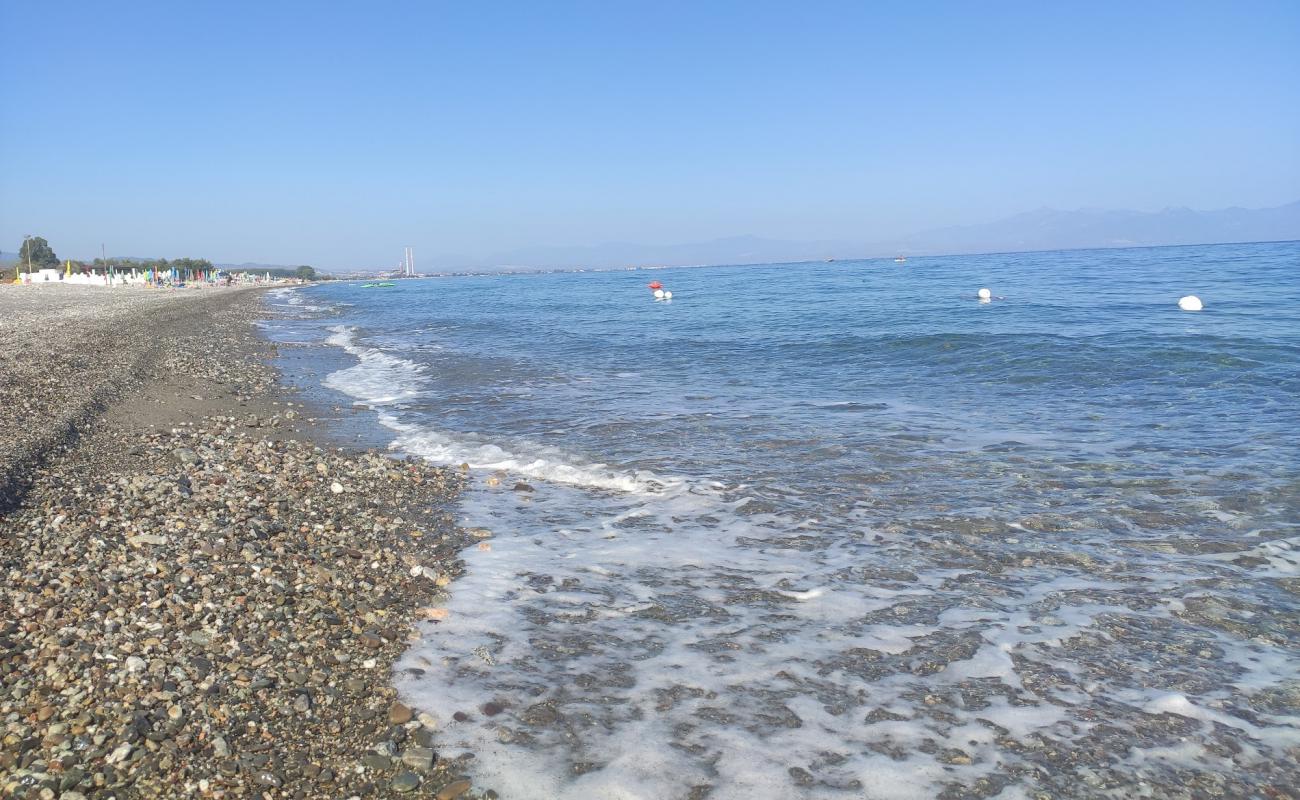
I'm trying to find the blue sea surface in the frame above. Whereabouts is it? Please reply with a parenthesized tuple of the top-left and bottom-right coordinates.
(264, 241, 1300, 799)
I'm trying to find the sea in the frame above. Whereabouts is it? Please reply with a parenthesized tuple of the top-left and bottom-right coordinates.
(261, 241, 1300, 800)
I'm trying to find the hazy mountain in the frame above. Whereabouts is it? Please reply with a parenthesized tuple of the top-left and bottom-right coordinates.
(436, 200, 1300, 270)
(883, 200, 1300, 256)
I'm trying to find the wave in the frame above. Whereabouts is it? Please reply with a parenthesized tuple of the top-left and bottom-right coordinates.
(384, 418, 678, 495)
(323, 326, 676, 495)
(322, 325, 430, 405)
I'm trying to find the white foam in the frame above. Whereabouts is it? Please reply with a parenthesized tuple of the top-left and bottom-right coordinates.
(386, 418, 674, 495)
(323, 325, 429, 405)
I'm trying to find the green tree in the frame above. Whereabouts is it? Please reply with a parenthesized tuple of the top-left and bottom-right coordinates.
(295, 265, 317, 280)
(18, 237, 59, 271)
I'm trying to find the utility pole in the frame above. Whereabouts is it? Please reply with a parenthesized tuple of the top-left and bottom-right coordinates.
(23, 234, 31, 277)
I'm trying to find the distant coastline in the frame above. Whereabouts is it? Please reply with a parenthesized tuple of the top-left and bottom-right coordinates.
(364, 236, 1300, 280)
(8, 201, 1296, 277)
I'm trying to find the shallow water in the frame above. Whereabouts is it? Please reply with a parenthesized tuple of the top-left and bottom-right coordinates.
(264, 242, 1300, 799)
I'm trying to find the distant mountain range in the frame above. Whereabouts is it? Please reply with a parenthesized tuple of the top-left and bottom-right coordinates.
(886, 201, 1300, 257)
(6, 200, 1297, 272)
(444, 199, 1300, 270)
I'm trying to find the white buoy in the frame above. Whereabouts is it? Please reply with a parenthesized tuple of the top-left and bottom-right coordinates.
(653, 289, 665, 300)
(663, 291, 673, 300)
(1178, 295, 1203, 312)
(977, 288, 992, 300)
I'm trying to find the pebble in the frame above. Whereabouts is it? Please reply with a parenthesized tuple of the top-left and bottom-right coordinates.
(437, 779, 473, 799)
(362, 754, 391, 771)
(400, 746, 436, 772)
(390, 702, 414, 725)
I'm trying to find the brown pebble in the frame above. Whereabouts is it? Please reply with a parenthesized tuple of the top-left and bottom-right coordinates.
(481, 702, 505, 717)
(436, 779, 473, 800)
(390, 702, 414, 725)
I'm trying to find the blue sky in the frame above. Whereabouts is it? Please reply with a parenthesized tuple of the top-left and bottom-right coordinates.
(2, 0, 1297, 268)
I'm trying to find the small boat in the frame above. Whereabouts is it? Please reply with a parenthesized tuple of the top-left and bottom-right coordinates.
(894, 255, 907, 263)
(361, 281, 396, 288)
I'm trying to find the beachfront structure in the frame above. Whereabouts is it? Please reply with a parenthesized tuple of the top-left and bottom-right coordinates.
(18, 265, 217, 287)
(13, 258, 313, 288)
(403, 247, 416, 277)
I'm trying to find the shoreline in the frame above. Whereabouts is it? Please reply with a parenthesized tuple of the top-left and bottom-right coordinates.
(0, 285, 483, 798)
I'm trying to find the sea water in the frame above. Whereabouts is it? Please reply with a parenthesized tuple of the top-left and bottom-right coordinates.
(263, 242, 1300, 799)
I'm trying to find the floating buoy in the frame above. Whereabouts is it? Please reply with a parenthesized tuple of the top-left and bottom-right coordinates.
(1178, 295, 1203, 312)
(653, 289, 665, 300)
(648, 281, 663, 290)
(663, 291, 673, 300)
(977, 288, 992, 300)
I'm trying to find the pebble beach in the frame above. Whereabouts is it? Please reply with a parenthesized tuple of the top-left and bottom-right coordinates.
(0, 285, 484, 799)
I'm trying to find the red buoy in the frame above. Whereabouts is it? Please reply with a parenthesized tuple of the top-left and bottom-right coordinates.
(648, 281, 663, 290)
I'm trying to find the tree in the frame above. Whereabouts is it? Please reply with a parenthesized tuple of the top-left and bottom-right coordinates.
(295, 265, 317, 280)
(17, 237, 59, 271)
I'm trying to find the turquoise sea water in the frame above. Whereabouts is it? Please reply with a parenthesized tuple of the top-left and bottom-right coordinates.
(265, 241, 1300, 799)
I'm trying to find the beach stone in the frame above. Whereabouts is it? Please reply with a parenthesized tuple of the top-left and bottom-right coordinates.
(389, 702, 413, 725)
(330, 481, 344, 494)
(400, 746, 435, 772)
(105, 743, 133, 764)
(391, 771, 421, 793)
(172, 448, 199, 465)
(437, 779, 473, 800)
(361, 754, 391, 771)
(412, 728, 436, 748)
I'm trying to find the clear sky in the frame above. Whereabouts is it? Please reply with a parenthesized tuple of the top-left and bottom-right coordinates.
(2, 0, 1297, 269)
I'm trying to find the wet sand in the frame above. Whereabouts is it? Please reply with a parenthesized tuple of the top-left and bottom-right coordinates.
(0, 285, 483, 798)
